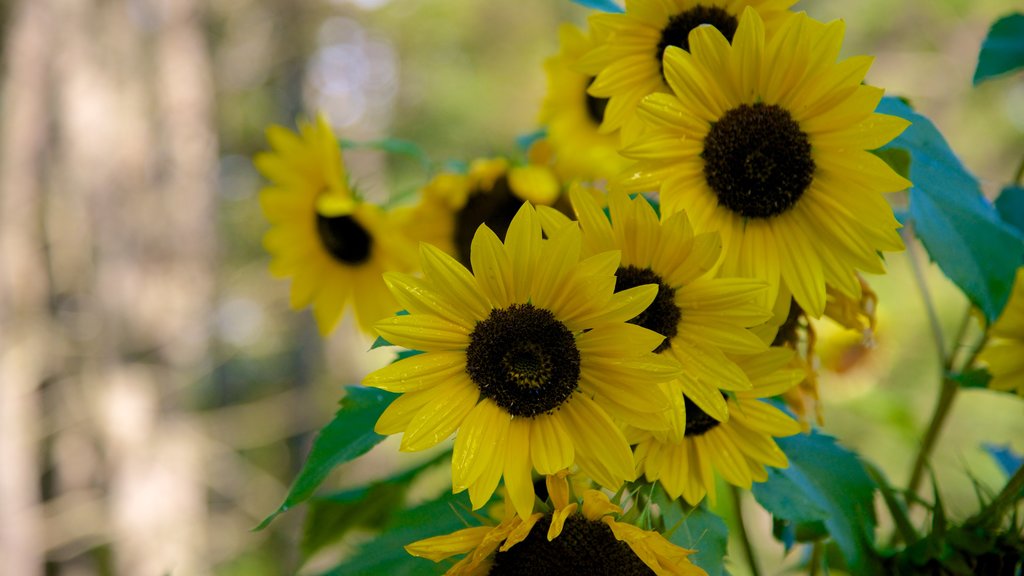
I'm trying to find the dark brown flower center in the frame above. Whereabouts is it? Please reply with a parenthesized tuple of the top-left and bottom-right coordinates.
(489, 512, 655, 576)
(702, 103, 815, 219)
(315, 213, 372, 264)
(614, 266, 680, 353)
(585, 77, 609, 126)
(684, 394, 724, 436)
(455, 175, 523, 268)
(466, 304, 580, 417)
(656, 5, 738, 81)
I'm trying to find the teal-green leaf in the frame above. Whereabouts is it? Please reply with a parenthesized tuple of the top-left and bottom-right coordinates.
(983, 443, 1024, 480)
(996, 185, 1024, 236)
(257, 386, 397, 529)
(339, 137, 431, 172)
(316, 491, 485, 576)
(300, 450, 451, 559)
(973, 13, 1024, 85)
(751, 431, 880, 575)
(877, 97, 1024, 323)
(570, 0, 624, 13)
(653, 487, 729, 576)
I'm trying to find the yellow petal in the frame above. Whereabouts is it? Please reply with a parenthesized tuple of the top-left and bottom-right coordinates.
(547, 502, 579, 541)
(375, 314, 470, 352)
(530, 414, 575, 475)
(405, 526, 493, 562)
(400, 377, 479, 451)
(504, 418, 536, 518)
(453, 400, 511, 510)
(581, 489, 621, 521)
(504, 203, 542, 302)
(364, 350, 466, 393)
(384, 272, 477, 330)
(470, 226, 515, 309)
(419, 243, 492, 321)
(560, 394, 634, 489)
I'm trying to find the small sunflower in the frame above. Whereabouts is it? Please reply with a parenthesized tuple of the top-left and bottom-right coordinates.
(401, 157, 564, 268)
(616, 8, 911, 318)
(632, 348, 804, 505)
(406, 473, 706, 575)
(364, 203, 681, 518)
(542, 188, 773, 438)
(255, 116, 415, 336)
(771, 277, 879, 429)
(980, 267, 1024, 396)
(540, 23, 629, 181)
(576, 0, 795, 141)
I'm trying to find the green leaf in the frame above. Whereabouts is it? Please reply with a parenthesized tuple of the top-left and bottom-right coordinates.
(878, 97, 1024, 323)
(339, 137, 431, 172)
(996, 185, 1024, 236)
(973, 13, 1024, 85)
(983, 443, 1024, 480)
(316, 491, 486, 576)
(864, 461, 918, 545)
(516, 128, 547, 152)
(872, 148, 912, 180)
(570, 0, 624, 13)
(751, 431, 880, 575)
(653, 487, 729, 576)
(257, 386, 397, 529)
(950, 367, 992, 389)
(301, 450, 451, 559)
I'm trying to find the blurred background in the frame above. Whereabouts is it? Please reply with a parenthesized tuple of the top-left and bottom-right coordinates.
(0, 0, 1021, 574)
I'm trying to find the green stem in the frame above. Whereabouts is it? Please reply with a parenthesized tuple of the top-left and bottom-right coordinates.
(809, 541, 824, 576)
(1013, 153, 1024, 186)
(729, 485, 761, 576)
(905, 376, 958, 506)
(903, 227, 948, 368)
(944, 305, 974, 372)
(972, 463, 1024, 527)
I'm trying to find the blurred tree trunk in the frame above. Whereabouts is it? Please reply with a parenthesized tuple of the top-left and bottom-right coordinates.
(1, 0, 217, 573)
(0, 1, 53, 574)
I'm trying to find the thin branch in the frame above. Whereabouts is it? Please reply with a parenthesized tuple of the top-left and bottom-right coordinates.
(902, 226, 948, 369)
(972, 463, 1024, 528)
(809, 541, 824, 576)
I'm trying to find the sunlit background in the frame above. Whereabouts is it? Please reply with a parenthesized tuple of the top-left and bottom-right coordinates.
(1, 0, 1022, 574)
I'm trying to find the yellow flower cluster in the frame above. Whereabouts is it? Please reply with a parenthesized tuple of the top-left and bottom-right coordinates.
(254, 2, 920, 573)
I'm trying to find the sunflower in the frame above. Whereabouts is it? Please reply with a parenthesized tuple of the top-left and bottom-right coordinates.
(616, 8, 911, 318)
(255, 115, 415, 335)
(363, 203, 681, 518)
(400, 157, 564, 269)
(632, 347, 804, 505)
(980, 267, 1024, 396)
(576, 0, 795, 142)
(539, 23, 629, 181)
(771, 276, 879, 429)
(541, 187, 773, 439)
(406, 473, 706, 575)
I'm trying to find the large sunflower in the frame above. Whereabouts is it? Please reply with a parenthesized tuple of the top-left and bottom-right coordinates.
(980, 267, 1024, 396)
(539, 23, 629, 181)
(255, 116, 415, 335)
(406, 474, 706, 575)
(632, 347, 804, 505)
(576, 0, 795, 142)
(541, 188, 773, 438)
(616, 8, 911, 318)
(363, 203, 681, 518)
(400, 157, 564, 268)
